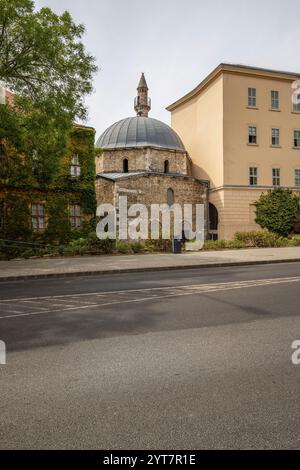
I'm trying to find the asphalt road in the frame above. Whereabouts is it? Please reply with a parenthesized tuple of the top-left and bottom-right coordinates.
(0, 262, 300, 449)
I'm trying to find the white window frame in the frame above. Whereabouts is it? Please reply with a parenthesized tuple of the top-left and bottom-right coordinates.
(293, 94, 300, 112)
(249, 167, 258, 186)
(248, 126, 257, 144)
(271, 128, 280, 146)
(294, 130, 300, 148)
(70, 204, 82, 229)
(272, 168, 280, 187)
(271, 90, 279, 109)
(295, 169, 300, 187)
(248, 88, 257, 107)
(31, 204, 45, 231)
(70, 154, 81, 177)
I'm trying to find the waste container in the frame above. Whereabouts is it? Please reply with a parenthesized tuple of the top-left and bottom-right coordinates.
(172, 238, 182, 254)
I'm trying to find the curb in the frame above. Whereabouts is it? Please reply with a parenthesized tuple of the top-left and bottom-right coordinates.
(1, 257, 300, 282)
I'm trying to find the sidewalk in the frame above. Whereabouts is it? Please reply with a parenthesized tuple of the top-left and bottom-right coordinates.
(1, 246, 300, 281)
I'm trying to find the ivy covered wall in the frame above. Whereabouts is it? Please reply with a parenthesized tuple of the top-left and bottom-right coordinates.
(0, 124, 97, 245)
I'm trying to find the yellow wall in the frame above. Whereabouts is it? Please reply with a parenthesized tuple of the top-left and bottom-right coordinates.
(223, 72, 300, 187)
(171, 75, 224, 188)
(169, 65, 300, 239)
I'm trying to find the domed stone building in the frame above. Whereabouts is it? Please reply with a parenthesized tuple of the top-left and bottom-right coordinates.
(95, 74, 209, 240)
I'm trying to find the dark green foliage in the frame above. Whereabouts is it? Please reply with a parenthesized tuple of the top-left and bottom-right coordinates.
(255, 188, 300, 237)
(0, 0, 97, 182)
(1, 194, 31, 241)
(0, 126, 97, 249)
(44, 196, 71, 245)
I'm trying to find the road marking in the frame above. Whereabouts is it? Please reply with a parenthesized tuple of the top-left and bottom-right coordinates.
(1, 275, 300, 303)
(0, 276, 300, 320)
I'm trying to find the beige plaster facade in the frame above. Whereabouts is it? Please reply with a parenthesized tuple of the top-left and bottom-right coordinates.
(167, 64, 300, 239)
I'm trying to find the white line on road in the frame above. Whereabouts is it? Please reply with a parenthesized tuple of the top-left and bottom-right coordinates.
(1, 276, 300, 303)
(0, 276, 300, 320)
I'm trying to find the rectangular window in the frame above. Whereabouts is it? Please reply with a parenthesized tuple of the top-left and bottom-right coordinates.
(248, 88, 256, 107)
(271, 128, 280, 146)
(70, 154, 81, 177)
(295, 169, 300, 187)
(31, 204, 45, 231)
(0, 202, 4, 230)
(293, 94, 300, 112)
(294, 130, 300, 147)
(272, 168, 280, 186)
(0, 143, 5, 158)
(248, 126, 257, 144)
(249, 167, 258, 186)
(70, 204, 82, 228)
(271, 90, 279, 109)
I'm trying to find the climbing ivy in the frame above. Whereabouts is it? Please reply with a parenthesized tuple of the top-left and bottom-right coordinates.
(0, 125, 97, 246)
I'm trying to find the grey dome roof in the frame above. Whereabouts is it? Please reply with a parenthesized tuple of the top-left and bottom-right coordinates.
(97, 117, 186, 152)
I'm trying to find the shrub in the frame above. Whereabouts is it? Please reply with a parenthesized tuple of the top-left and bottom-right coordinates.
(144, 239, 172, 252)
(234, 230, 280, 247)
(130, 242, 145, 253)
(255, 188, 300, 237)
(86, 233, 116, 254)
(116, 242, 132, 254)
(225, 240, 245, 249)
(202, 240, 227, 250)
(288, 235, 300, 247)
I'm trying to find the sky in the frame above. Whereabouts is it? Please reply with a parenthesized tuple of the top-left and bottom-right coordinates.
(35, 0, 300, 140)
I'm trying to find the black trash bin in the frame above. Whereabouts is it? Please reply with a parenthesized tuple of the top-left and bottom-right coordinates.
(172, 238, 182, 254)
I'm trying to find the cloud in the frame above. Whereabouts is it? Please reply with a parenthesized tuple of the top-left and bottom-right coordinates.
(35, 0, 300, 139)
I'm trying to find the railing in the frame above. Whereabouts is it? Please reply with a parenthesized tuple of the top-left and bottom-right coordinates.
(134, 97, 151, 107)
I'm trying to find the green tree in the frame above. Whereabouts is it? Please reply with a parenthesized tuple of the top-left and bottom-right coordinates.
(0, 0, 97, 181)
(255, 188, 300, 237)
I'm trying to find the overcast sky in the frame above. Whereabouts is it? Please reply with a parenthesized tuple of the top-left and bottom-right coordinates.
(36, 0, 300, 140)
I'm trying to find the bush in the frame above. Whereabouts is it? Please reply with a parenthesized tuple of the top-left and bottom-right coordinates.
(144, 239, 172, 252)
(116, 242, 132, 254)
(255, 188, 300, 237)
(130, 242, 145, 253)
(288, 235, 300, 247)
(234, 230, 280, 247)
(225, 240, 245, 249)
(202, 240, 227, 250)
(85, 233, 116, 254)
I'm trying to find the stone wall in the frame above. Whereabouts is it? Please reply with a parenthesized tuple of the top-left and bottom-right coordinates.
(96, 147, 190, 175)
(95, 173, 208, 240)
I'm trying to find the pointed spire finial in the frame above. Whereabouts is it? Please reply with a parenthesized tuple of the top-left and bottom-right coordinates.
(134, 73, 151, 117)
(137, 72, 148, 90)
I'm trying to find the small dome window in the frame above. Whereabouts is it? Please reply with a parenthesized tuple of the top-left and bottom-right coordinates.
(123, 158, 129, 173)
(164, 160, 169, 173)
(167, 188, 174, 207)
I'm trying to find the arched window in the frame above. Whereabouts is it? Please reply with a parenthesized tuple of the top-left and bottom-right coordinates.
(164, 160, 169, 173)
(167, 188, 174, 207)
(209, 203, 219, 240)
(123, 158, 129, 173)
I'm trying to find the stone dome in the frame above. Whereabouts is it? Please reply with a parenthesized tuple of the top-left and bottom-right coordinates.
(97, 117, 186, 152)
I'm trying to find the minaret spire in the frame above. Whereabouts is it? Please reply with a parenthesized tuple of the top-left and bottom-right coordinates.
(134, 73, 151, 117)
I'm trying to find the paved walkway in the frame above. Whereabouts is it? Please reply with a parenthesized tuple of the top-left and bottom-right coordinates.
(1, 246, 300, 281)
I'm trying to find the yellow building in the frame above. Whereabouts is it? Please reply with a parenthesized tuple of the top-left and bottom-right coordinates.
(167, 64, 300, 240)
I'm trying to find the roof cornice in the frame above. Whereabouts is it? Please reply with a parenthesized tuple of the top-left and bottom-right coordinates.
(166, 63, 300, 112)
